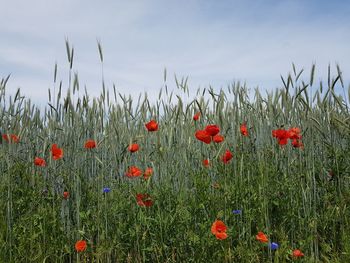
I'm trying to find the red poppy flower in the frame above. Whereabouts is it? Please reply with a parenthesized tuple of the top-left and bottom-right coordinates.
(143, 167, 153, 180)
(240, 123, 249, 137)
(63, 191, 70, 200)
(51, 144, 63, 160)
(279, 138, 289, 145)
(1, 134, 9, 142)
(195, 130, 211, 144)
(128, 143, 139, 153)
(145, 120, 158, 132)
(205, 125, 220, 136)
(256, 231, 268, 243)
(203, 159, 210, 167)
(272, 127, 302, 146)
(34, 157, 46, 167)
(136, 193, 153, 207)
(84, 139, 96, 149)
(272, 129, 288, 138)
(125, 166, 142, 178)
(288, 127, 301, 140)
(193, 112, 200, 121)
(272, 129, 290, 145)
(221, 150, 233, 164)
(213, 134, 224, 143)
(75, 240, 87, 252)
(271, 130, 278, 138)
(11, 134, 20, 143)
(2, 134, 19, 143)
(291, 139, 304, 148)
(292, 249, 304, 258)
(211, 220, 228, 240)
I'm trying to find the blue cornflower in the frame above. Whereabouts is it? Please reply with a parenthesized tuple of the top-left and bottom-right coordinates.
(103, 187, 111, 193)
(232, 209, 242, 215)
(268, 242, 279, 250)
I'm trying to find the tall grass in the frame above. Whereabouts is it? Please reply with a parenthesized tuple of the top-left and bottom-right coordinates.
(0, 45, 349, 262)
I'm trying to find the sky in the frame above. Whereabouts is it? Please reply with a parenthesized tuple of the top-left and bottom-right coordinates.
(0, 0, 349, 106)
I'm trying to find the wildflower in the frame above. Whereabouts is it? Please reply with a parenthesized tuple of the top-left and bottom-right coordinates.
(213, 134, 224, 143)
(232, 209, 242, 215)
(195, 130, 211, 144)
(10, 134, 20, 143)
(205, 125, 220, 136)
(2, 134, 19, 143)
(272, 129, 281, 138)
(292, 249, 304, 258)
(269, 242, 279, 250)
(211, 220, 228, 240)
(84, 139, 96, 149)
(125, 166, 142, 178)
(221, 150, 233, 164)
(203, 159, 210, 167)
(272, 129, 290, 145)
(1, 134, 8, 142)
(288, 127, 301, 140)
(193, 112, 200, 121)
(63, 191, 70, 200)
(34, 157, 46, 167)
(51, 144, 63, 160)
(128, 143, 139, 153)
(291, 139, 304, 149)
(240, 123, 249, 137)
(143, 167, 153, 180)
(145, 120, 158, 132)
(272, 127, 303, 147)
(136, 193, 153, 207)
(103, 187, 111, 193)
(75, 240, 87, 252)
(256, 231, 268, 243)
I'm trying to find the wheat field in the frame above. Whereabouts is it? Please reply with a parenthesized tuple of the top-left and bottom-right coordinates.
(0, 45, 350, 262)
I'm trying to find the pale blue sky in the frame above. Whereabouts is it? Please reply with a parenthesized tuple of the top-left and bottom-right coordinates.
(0, 0, 349, 104)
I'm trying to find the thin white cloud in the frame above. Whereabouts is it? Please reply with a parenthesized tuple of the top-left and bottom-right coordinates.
(0, 0, 349, 106)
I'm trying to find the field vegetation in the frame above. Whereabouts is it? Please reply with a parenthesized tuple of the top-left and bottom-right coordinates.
(1, 44, 350, 262)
